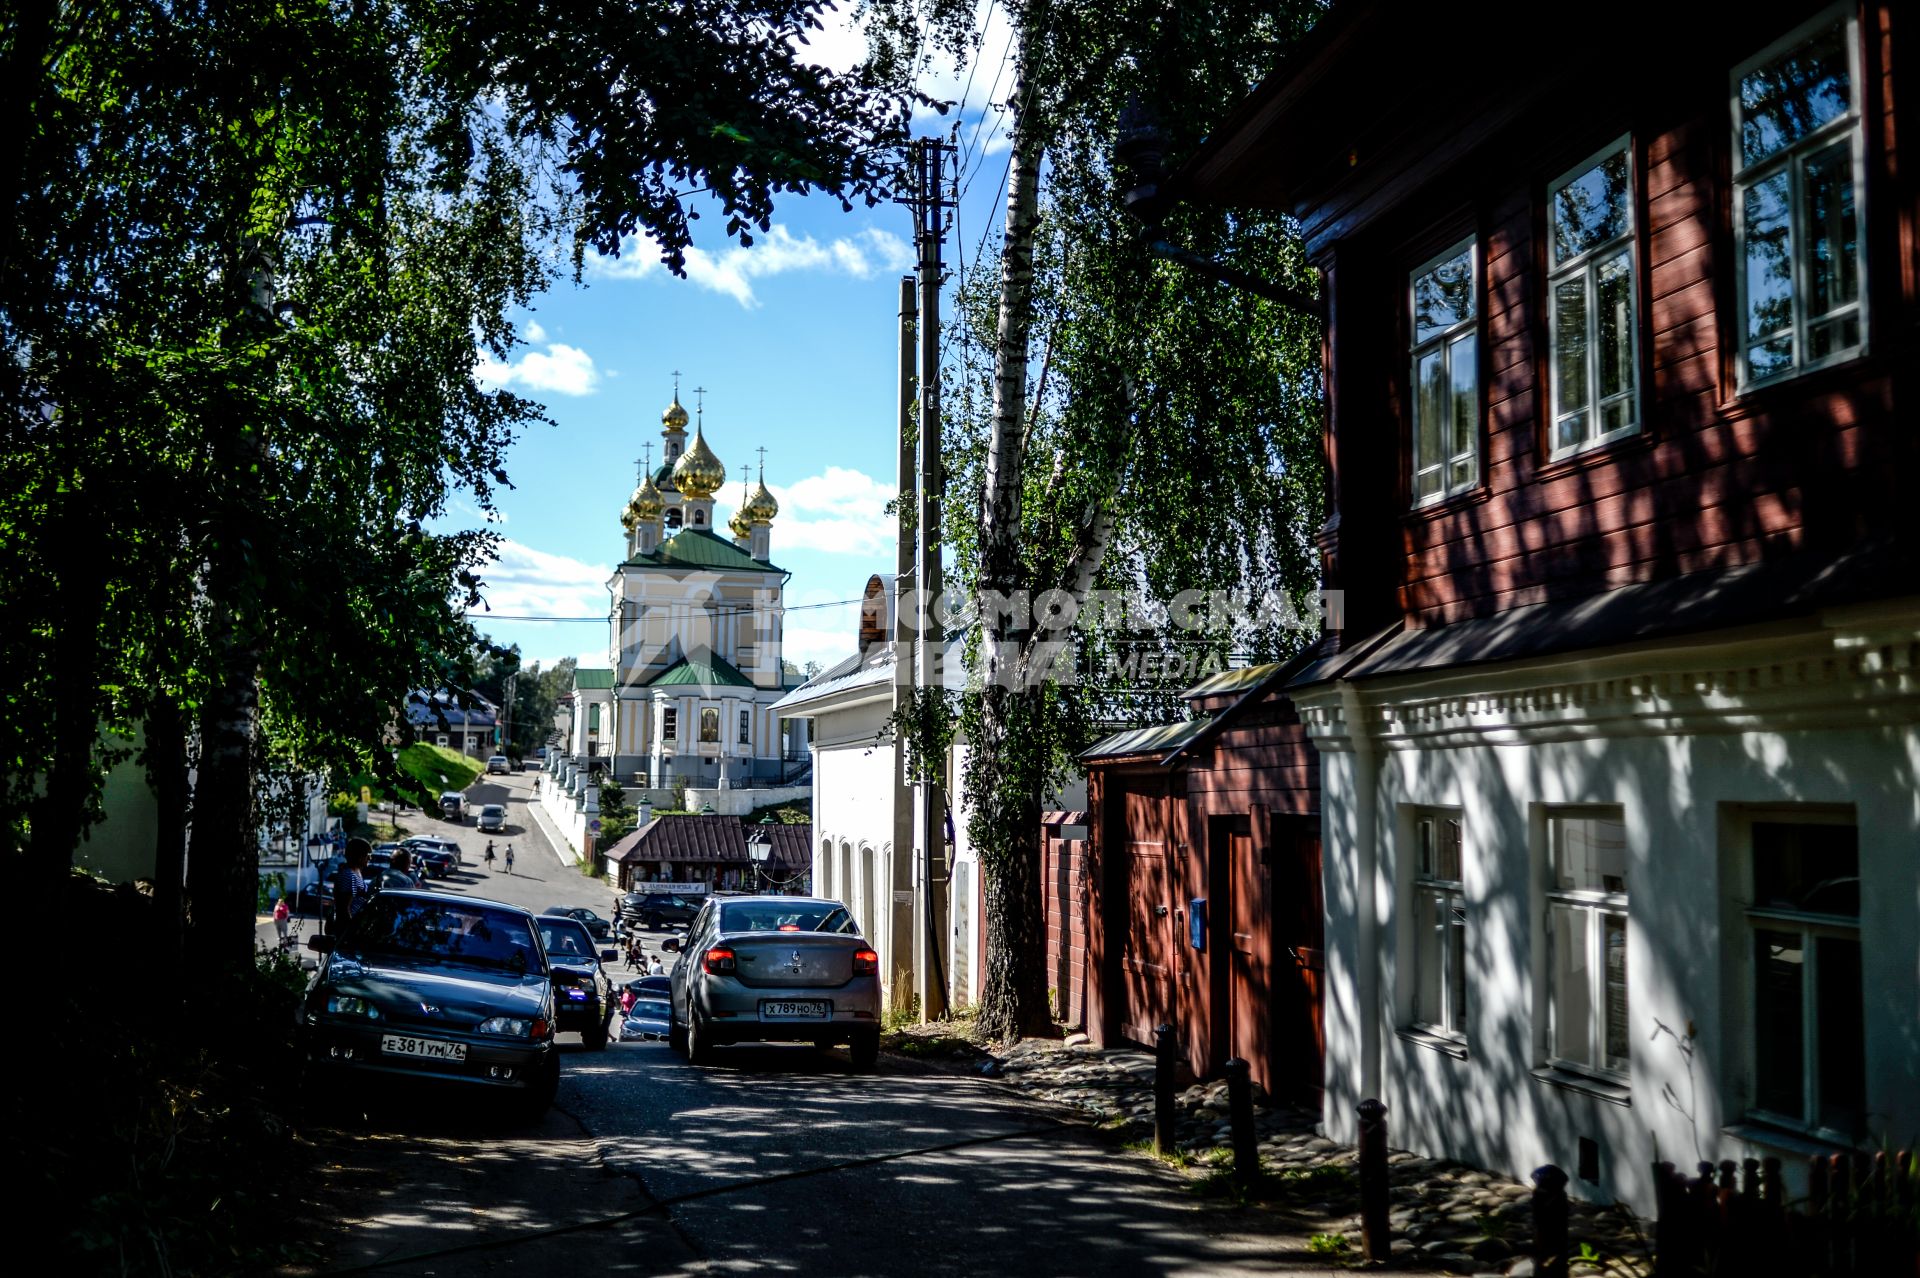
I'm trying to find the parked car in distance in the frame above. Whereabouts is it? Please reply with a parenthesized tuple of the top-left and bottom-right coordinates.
(301, 890, 559, 1118)
(476, 803, 507, 833)
(486, 755, 510, 775)
(619, 976, 673, 1042)
(531, 746, 547, 760)
(297, 857, 344, 913)
(664, 896, 880, 1068)
(439, 791, 464, 822)
(542, 906, 613, 940)
(401, 835, 462, 877)
(533, 916, 618, 1050)
(617, 891, 703, 930)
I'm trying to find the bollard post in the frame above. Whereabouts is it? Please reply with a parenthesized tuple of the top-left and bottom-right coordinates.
(1357, 1098, 1390, 1261)
(1532, 1164, 1570, 1278)
(1153, 1024, 1178, 1158)
(1225, 1057, 1257, 1191)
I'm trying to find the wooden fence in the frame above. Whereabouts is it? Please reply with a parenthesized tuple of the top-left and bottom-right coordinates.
(1649, 1152, 1918, 1277)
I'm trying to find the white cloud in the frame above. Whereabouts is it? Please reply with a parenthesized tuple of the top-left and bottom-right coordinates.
(781, 621, 863, 671)
(590, 225, 915, 308)
(523, 320, 548, 344)
(475, 539, 611, 619)
(476, 342, 599, 397)
(715, 465, 897, 558)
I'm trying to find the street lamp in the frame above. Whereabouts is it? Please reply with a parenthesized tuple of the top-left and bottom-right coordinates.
(746, 817, 795, 894)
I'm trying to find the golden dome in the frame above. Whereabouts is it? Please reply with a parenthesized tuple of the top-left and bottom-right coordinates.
(671, 425, 725, 499)
(623, 473, 664, 528)
(661, 395, 689, 433)
(727, 508, 753, 540)
(743, 478, 779, 523)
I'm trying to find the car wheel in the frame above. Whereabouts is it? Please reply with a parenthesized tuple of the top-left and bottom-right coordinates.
(849, 1030, 879, 1071)
(643, 913, 659, 930)
(687, 1006, 715, 1066)
(586, 1017, 609, 1051)
(668, 1005, 687, 1054)
(514, 1053, 559, 1122)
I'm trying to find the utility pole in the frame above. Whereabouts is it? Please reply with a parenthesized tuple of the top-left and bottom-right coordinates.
(907, 136, 954, 1020)
(889, 273, 919, 1016)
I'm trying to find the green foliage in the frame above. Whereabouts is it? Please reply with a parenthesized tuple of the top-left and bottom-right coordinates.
(598, 775, 636, 844)
(745, 800, 811, 825)
(397, 743, 481, 802)
(1306, 1233, 1351, 1257)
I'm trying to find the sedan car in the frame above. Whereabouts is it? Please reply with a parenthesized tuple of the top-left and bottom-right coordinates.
(619, 976, 673, 1042)
(542, 905, 613, 940)
(486, 755, 510, 775)
(300, 890, 559, 1117)
(617, 891, 702, 930)
(402, 836, 462, 877)
(533, 915, 618, 1049)
(664, 897, 880, 1068)
(476, 803, 507, 833)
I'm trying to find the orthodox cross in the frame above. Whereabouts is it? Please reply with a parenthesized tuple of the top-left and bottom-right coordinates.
(755, 446, 768, 479)
(635, 442, 653, 481)
(693, 386, 707, 425)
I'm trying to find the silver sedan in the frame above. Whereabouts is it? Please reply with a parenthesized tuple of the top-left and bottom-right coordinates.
(664, 896, 881, 1068)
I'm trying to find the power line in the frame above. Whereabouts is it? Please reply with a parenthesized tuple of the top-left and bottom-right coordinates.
(466, 594, 873, 623)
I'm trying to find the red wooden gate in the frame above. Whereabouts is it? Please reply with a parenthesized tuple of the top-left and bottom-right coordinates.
(1228, 820, 1272, 1084)
(1119, 786, 1177, 1046)
(1271, 813, 1325, 1105)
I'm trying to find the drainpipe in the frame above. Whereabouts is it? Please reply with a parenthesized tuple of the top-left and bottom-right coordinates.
(1338, 679, 1382, 1106)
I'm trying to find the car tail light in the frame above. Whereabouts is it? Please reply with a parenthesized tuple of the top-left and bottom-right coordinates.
(852, 948, 878, 976)
(704, 946, 737, 975)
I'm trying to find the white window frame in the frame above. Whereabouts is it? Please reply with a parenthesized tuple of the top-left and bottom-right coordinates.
(661, 707, 678, 741)
(1546, 137, 1641, 459)
(739, 708, 751, 745)
(1544, 807, 1631, 1082)
(1741, 809, 1862, 1140)
(1409, 808, 1468, 1041)
(1731, 4, 1869, 390)
(1407, 238, 1481, 506)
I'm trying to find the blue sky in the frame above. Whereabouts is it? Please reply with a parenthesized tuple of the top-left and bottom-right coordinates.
(451, 4, 1018, 676)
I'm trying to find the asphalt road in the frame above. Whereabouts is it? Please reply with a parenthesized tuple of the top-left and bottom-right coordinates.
(280, 772, 1338, 1276)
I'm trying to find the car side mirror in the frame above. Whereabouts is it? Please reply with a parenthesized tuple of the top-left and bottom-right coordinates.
(308, 934, 334, 954)
(660, 938, 680, 953)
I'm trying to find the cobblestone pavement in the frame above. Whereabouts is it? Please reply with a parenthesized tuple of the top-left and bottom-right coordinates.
(990, 1037, 1652, 1278)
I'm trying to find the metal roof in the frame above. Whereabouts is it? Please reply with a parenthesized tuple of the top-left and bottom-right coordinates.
(1079, 715, 1213, 762)
(622, 528, 784, 575)
(572, 668, 615, 690)
(648, 652, 756, 690)
(606, 814, 810, 867)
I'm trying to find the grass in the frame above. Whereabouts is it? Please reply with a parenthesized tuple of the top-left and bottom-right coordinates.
(743, 799, 810, 825)
(1124, 1138, 1196, 1169)
(1306, 1232, 1350, 1257)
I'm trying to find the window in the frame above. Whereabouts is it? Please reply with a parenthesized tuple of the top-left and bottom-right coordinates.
(1410, 810, 1467, 1038)
(1746, 818, 1863, 1136)
(1733, 7, 1866, 386)
(739, 708, 751, 745)
(661, 707, 678, 741)
(1408, 240, 1480, 504)
(1545, 810, 1630, 1078)
(588, 703, 601, 734)
(699, 707, 719, 743)
(1548, 141, 1638, 455)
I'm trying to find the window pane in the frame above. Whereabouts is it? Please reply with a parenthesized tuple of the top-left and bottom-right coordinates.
(1552, 814, 1629, 894)
(1596, 249, 1636, 406)
(1754, 929, 1806, 1115)
(1740, 20, 1851, 168)
(1744, 170, 1794, 361)
(1449, 332, 1477, 471)
(1803, 140, 1858, 323)
(1552, 148, 1631, 265)
(1448, 901, 1467, 1032)
(1555, 277, 1590, 422)
(1808, 314, 1860, 362)
(1603, 912, 1629, 1071)
(1417, 348, 1445, 479)
(1815, 936, 1865, 1133)
(1552, 905, 1593, 1065)
(1434, 816, 1462, 882)
(1556, 411, 1587, 454)
(1753, 822, 1859, 916)
(1413, 248, 1474, 343)
(1415, 891, 1443, 1025)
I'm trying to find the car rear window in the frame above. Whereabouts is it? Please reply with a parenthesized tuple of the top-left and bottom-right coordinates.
(345, 898, 543, 974)
(718, 902, 860, 935)
(536, 919, 597, 960)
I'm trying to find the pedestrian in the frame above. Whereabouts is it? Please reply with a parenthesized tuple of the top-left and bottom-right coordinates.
(504, 844, 515, 875)
(647, 953, 664, 977)
(273, 895, 290, 945)
(484, 840, 496, 870)
(389, 848, 419, 890)
(331, 838, 373, 932)
(625, 936, 643, 972)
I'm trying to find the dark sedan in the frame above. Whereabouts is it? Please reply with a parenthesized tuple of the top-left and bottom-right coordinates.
(619, 976, 673, 1042)
(533, 915, 617, 1050)
(301, 891, 559, 1117)
(617, 891, 702, 930)
(542, 906, 613, 940)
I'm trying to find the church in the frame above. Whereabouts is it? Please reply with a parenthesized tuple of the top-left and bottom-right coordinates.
(557, 386, 809, 793)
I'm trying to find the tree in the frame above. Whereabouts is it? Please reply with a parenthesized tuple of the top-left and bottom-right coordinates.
(866, 0, 1328, 1040)
(3, 0, 910, 971)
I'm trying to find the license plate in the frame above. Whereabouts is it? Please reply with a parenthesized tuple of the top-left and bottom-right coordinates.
(380, 1034, 467, 1061)
(760, 1000, 829, 1020)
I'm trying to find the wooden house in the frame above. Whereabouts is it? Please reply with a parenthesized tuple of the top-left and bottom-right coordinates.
(1175, 0, 1918, 1211)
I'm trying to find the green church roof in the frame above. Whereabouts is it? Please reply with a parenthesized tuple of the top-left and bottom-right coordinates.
(624, 528, 783, 574)
(572, 668, 615, 690)
(648, 652, 756, 690)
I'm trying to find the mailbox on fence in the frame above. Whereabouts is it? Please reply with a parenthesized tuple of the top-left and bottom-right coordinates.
(1189, 898, 1207, 951)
